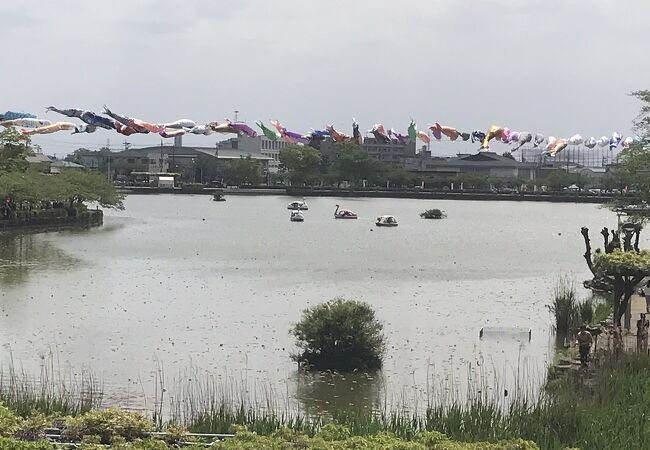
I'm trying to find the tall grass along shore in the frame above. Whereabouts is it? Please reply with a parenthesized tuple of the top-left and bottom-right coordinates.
(0, 351, 648, 449)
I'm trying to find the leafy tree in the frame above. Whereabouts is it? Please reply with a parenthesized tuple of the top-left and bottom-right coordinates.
(488, 177, 505, 190)
(56, 170, 124, 207)
(581, 225, 650, 326)
(192, 154, 222, 184)
(383, 166, 415, 188)
(0, 169, 124, 209)
(0, 128, 32, 173)
(278, 145, 321, 185)
(630, 90, 650, 136)
(541, 170, 577, 191)
(453, 173, 489, 190)
(222, 156, 261, 186)
(331, 143, 381, 186)
(606, 90, 650, 217)
(291, 298, 385, 371)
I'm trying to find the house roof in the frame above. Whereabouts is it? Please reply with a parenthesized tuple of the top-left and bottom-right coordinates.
(51, 160, 84, 168)
(123, 146, 272, 161)
(428, 152, 537, 168)
(67, 145, 273, 161)
(25, 153, 52, 164)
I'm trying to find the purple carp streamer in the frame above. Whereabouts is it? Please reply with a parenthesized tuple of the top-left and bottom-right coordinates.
(389, 129, 409, 145)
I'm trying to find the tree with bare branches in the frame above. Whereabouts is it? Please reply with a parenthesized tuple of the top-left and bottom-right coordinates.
(581, 225, 650, 327)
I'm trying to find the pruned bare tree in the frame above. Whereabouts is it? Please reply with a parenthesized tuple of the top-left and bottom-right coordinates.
(581, 225, 648, 327)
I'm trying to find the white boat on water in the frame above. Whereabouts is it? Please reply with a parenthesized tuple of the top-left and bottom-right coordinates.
(287, 201, 308, 210)
(334, 205, 358, 219)
(290, 211, 305, 222)
(375, 215, 398, 227)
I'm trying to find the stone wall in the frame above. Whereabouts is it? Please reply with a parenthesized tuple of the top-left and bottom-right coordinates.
(0, 209, 103, 232)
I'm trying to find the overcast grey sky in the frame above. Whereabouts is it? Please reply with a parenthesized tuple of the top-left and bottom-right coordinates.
(1, 0, 648, 157)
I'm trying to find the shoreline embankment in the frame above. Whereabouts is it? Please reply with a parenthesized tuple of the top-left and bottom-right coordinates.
(0, 209, 103, 233)
(118, 186, 614, 204)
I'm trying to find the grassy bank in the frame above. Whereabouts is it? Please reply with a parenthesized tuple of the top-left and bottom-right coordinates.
(1, 353, 648, 449)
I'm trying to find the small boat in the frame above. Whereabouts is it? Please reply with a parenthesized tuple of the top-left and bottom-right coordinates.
(290, 211, 305, 222)
(334, 204, 358, 219)
(287, 201, 308, 210)
(212, 193, 226, 201)
(375, 215, 398, 227)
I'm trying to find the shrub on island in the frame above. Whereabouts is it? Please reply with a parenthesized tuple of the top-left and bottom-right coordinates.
(420, 209, 446, 219)
(290, 298, 385, 371)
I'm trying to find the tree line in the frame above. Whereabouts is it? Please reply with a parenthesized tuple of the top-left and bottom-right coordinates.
(0, 128, 123, 216)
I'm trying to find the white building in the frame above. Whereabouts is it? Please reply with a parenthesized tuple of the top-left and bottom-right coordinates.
(218, 135, 290, 173)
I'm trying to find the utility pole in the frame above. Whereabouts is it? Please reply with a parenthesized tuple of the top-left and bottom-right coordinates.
(234, 110, 239, 122)
(566, 148, 569, 173)
(105, 139, 111, 182)
(107, 151, 111, 182)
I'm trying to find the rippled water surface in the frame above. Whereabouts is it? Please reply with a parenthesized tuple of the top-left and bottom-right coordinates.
(0, 195, 620, 413)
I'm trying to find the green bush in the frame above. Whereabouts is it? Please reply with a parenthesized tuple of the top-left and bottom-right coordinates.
(291, 298, 385, 371)
(209, 427, 540, 449)
(14, 413, 48, 441)
(162, 423, 190, 445)
(63, 408, 152, 444)
(0, 437, 53, 449)
(0, 403, 21, 437)
(420, 208, 447, 219)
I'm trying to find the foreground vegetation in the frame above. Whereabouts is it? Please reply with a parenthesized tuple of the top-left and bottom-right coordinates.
(1, 352, 649, 449)
(0, 128, 123, 216)
(0, 406, 538, 449)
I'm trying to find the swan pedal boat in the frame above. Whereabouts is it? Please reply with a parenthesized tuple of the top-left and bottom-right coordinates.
(288, 201, 308, 210)
(375, 215, 398, 227)
(334, 205, 358, 219)
(290, 211, 305, 222)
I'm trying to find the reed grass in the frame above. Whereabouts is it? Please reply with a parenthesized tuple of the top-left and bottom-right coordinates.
(167, 353, 650, 450)
(548, 278, 612, 335)
(548, 277, 579, 334)
(0, 354, 102, 417)
(1, 352, 648, 449)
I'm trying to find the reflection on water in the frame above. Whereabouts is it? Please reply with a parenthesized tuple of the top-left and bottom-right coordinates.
(294, 371, 385, 416)
(0, 233, 79, 285)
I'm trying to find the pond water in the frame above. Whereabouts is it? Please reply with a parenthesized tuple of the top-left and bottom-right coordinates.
(0, 195, 620, 415)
